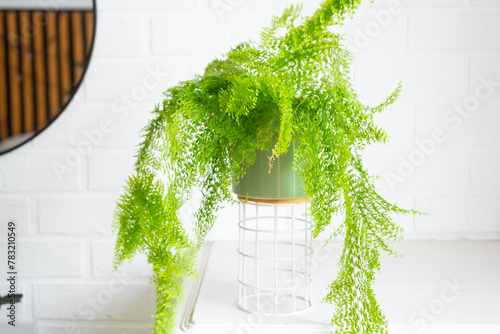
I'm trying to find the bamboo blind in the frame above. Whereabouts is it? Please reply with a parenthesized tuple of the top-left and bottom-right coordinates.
(0, 10, 94, 142)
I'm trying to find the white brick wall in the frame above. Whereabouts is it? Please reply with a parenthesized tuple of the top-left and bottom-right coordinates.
(17, 240, 84, 277)
(0, 197, 31, 234)
(415, 196, 500, 233)
(91, 241, 151, 278)
(471, 151, 500, 189)
(39, 196, 116, 235)
(410, 13, 500, 52)
(93, 15, 145, 57)
(88, 150, 136, 191)
(151, 13, 229, 56)
(1, 0, 500, 332)
(0, 151, 83, 191)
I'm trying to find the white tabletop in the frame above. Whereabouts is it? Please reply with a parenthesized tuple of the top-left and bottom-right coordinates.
(177, 240, 500, 333)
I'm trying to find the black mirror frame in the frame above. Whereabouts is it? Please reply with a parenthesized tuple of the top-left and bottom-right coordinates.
(0, 0, 97, 156)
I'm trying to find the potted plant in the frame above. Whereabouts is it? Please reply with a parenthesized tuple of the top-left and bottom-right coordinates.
(112, 0, 419, 333)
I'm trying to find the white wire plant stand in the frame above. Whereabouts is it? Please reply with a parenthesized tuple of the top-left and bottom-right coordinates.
(237, 199, 313, 315)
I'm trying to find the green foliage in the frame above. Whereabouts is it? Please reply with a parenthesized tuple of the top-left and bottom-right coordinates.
(112, 0, 420, 333)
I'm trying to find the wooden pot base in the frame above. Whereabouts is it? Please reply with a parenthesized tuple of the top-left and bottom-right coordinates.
(236, 195, 310, 204)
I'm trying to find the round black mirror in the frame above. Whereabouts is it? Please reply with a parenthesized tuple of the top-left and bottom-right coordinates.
(0, 0, 96, 155)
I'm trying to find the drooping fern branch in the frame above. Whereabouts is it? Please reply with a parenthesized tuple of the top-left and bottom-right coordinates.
(112, 1, 419, 333)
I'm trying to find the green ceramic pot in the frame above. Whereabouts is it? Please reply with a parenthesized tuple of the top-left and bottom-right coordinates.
(233, 142, 307, 203)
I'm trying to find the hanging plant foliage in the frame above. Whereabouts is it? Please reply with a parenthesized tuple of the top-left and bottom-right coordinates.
(113, 1, 420, 333)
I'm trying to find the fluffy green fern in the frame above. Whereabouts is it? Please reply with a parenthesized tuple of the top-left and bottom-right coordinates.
(112, 0, 419, 333)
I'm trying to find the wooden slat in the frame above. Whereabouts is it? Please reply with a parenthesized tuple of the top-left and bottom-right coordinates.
(42, 12, 51, 124)
(84, 11, 93, 54)
(19, 11, 34, 134)
(29, 11, 38, 131)
(58, 11, 71, 106)
(45, 11, 59, 118)
(71, 11, 84, 86)
(67, 11, 75, 90)
(6, 11, 22, 137)
(16, 11, 26, 134)
(32, 11, 47, 131)
(0, 9, 95, 144)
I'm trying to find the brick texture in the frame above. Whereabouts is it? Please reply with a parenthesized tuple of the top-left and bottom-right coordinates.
(0, 0, 500, 332)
